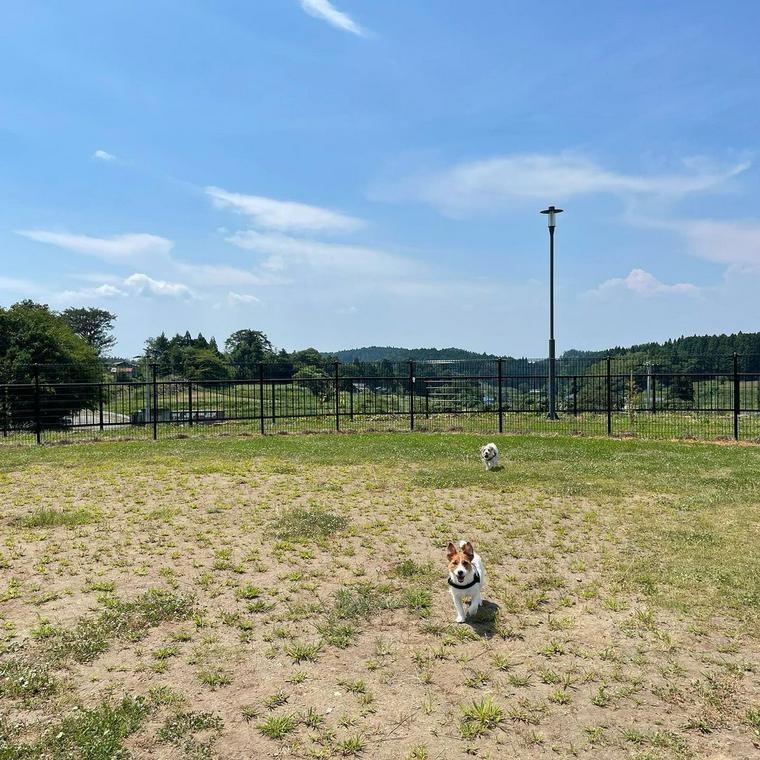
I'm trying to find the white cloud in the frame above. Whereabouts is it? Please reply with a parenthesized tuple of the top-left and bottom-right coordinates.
(206, 186, 362, 233)
(93, 149, 116, 161)
(228, 292, 260, 305)
(385, 153, 750, 217)
(626, 214, 760, 270)
(55, 274, 194, 302)
(682, 219, 760, 269)
(92, 283, 127, 297)
(0, 275, 37, 292)
(16, 230, 174, 261)
(174, 261, 285, 287)
(226, 229, 416, 277)
(299, 0, 365, 36)
(587, 268, 700, 299)
(55, 283, 127, 302)
(123, 273, 194, 298)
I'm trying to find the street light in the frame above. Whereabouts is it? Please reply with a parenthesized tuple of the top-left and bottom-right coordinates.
(540, 206, 563, 420)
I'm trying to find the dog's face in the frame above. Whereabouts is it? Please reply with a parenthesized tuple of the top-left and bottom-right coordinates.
(447, 541, 476, 584)
(480, 443, 497, 461)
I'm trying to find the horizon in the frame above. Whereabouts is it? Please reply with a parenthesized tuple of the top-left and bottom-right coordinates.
(2, 1, 759, 357)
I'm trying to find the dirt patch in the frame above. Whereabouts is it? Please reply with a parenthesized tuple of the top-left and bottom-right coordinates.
(0, 453, 758, 759)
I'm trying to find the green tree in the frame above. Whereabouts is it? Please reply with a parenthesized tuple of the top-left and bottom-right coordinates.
(293, 365, 332, 399)
(0, 301, 102, 428)
(224, 330, 274, 375)
(188, 350, 233, 385)
(145, 333, 171, 376)
(61, 307, 117, 356)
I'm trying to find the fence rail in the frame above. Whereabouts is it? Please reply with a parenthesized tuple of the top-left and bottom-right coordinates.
(2, 355, 760, 445)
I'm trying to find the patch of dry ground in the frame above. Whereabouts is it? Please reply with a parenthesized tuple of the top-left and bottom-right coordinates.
(0, 444, 758, 759)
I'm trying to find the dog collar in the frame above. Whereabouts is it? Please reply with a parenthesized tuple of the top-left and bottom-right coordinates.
(448, 571, 481, 590)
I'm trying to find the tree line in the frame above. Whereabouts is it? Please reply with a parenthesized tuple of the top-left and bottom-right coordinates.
(2, 299, 759, 427)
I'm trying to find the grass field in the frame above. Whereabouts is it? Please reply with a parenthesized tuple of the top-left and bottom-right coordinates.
(1, 434, 759, 758)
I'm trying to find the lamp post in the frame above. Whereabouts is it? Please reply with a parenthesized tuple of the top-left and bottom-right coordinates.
(540, 206, 563, 420)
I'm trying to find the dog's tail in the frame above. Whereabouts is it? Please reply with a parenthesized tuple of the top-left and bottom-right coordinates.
(458, 540, 469, 549)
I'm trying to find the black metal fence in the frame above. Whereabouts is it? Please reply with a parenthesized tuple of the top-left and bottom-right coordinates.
(2, 355, 759, 445)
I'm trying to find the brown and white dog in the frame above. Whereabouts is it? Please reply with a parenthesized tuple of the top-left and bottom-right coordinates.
(446, 540, 486, 623)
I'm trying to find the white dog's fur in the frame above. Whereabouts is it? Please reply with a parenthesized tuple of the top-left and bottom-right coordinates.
(446, 540, 486, 623)
(480, 442, 499, 470)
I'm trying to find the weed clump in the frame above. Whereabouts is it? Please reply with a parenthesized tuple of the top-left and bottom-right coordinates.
(273, 507, 348, 542)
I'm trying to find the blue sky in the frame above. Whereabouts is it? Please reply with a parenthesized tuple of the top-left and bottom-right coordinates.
(2, 0, 759, 357)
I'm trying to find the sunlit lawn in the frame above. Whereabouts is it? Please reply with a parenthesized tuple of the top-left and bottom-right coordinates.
(1, 433, 758, 758)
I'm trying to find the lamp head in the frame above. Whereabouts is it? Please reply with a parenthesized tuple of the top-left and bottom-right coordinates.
(540, 206, 564, 227)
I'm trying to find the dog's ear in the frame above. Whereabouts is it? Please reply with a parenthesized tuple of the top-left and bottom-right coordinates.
(446, 542, 457, 559)
(461, 542, 474, 560)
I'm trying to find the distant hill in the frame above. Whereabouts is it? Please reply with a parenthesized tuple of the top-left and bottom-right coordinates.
(563, 331, 760, 360)
(329, 346, 500, 362)
(328, 331, 760, 372)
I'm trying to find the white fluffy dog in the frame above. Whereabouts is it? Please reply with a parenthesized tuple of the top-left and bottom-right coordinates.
(446, 541, 486, 623)
(480, 442, 499, 470)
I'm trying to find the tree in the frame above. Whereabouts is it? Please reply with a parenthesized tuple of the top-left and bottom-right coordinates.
(61, 307, 117, 356)
(293, 365, 332, 400)
(224, 330, 274, 375)
(0, 301, 102, 428)
(188, 350, 233, 385)
(145, 333, 171, 376)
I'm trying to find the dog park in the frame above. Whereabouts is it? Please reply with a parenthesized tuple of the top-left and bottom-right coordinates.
(1, 431, 758, 758)
(4, 2, 760, 757)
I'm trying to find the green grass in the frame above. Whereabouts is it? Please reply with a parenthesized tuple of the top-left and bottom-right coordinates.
(2, 433, 759, 620)
(0, 696, 150, 759)
(157, 710, 224, 744)
(19, 506, 100, 528)
(38, 589, 194, 665)
(273, 506, 349, 543)
(1, 431, 758, 757)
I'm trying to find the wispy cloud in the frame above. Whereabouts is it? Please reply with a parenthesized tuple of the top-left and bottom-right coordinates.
(684, 219, 760, 270)
(226, 229, 416, 277)
(228, 292, 260, 305)
(123, 273, 194, 298)
(0, 275, 38, 292)
(92, 149, 116, 161)
(586, 268, 700, 299)
(299, 0, 365, 36)
(174, 261, 285, 288)
(381, 153, 750, 217)
(206, 186, 362, 233)
(16, 230, 174, 261)
(56, 274, 195, 302)
(626, 213, 760, 270)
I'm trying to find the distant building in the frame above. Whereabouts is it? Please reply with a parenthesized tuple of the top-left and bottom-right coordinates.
(109, 362, 135, 376)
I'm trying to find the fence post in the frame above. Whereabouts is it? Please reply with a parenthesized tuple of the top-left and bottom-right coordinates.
(349, 379, 354, 421)
(188, 381, 193, 427)
(409, 361, 415, 431)
(733, 353, 740, 441)
(572, 376, 578, 417)
(606, 356, 612, 436)
(151, 364, 158, 440)
(259, 363, 265, 435)
(497, 358, 504, 434)
(34, 364, 41, 445)
(425, 383, 430, 419)
(271, 380, 276, 424)
(2, 385, 7, 437)
(334, 362, 340, 432)
(99, 383, 104, 431)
